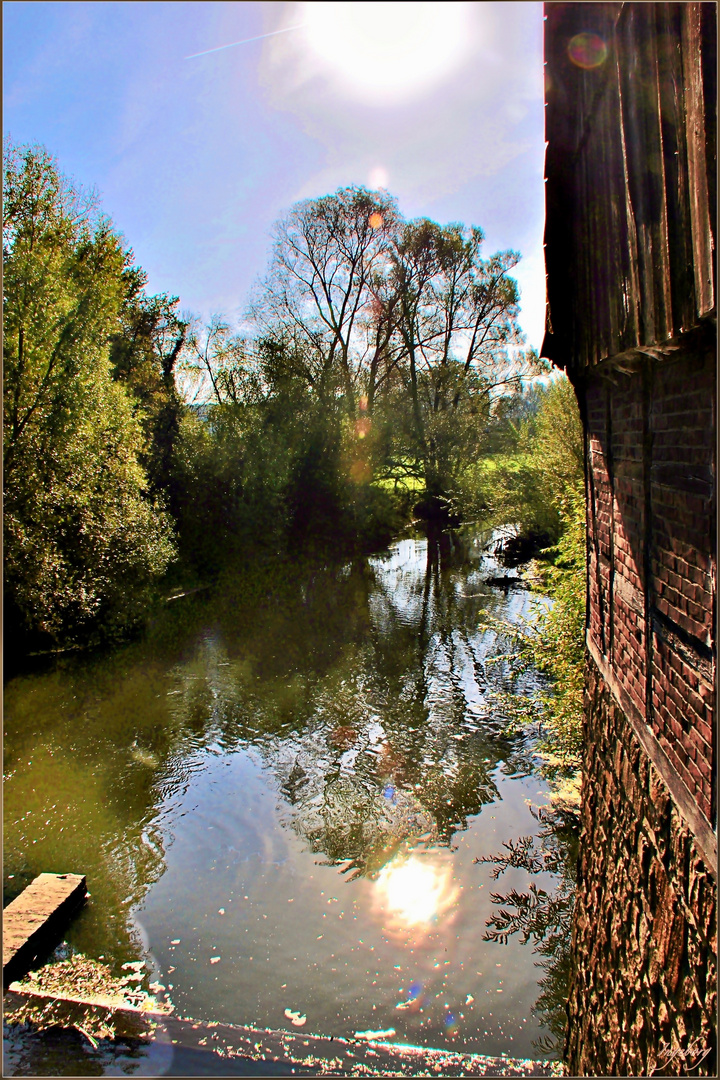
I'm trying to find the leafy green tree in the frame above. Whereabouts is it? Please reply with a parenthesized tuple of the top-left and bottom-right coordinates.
(250, 189, 542, 525)
(108, 280, 188, 509)
(461, 373, 583, 543)
(3, 141, 176, 646)
(389, 219, 542, 517)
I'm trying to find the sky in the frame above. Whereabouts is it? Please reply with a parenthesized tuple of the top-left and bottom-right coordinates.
(4, 1, 547, 349)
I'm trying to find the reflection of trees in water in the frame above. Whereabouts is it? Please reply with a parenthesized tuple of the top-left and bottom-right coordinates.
(3, 663, 174, 963)
(3, 530, 555, 967)
(477, 806, 579, 1056)
(256, 530, 542, 875)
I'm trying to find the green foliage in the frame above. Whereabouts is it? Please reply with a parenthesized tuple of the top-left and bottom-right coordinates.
(3, 140, 176, 646)
(459, 374, 583, 541)
(481, 484, 586, 770)
(249, 189, 544, 521)
(108, 283, 188, 505)
(469, 377, 585, 772)
(4, 146, 576, 655)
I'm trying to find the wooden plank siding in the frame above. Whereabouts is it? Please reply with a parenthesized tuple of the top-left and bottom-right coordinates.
(542, 2, 716, 371)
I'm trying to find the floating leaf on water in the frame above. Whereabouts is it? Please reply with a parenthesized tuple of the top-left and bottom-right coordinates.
(284, 1008, 306, 1026)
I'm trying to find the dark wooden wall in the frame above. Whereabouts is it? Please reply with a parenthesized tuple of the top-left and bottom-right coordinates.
(542, 2, 716, 370)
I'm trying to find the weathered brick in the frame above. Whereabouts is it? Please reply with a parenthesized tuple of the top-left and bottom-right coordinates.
(568, 661, 717, 1076)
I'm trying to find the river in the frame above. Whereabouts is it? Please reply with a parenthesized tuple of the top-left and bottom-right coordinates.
(3, 529, 573, 1072)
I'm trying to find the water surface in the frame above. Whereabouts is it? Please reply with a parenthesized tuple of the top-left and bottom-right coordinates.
(4, 532, 564, 1062)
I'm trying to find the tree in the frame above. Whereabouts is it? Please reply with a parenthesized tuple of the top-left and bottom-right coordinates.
(108, 280, 188, 508)
(388, 219, 542, 516)
(464, 374, 584, 544)
(251, 188, 543, 524)
(251, 186, 402, 416)
(3, 141, 176, 646)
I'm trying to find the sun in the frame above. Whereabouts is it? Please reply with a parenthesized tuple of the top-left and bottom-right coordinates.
(301, 2, 470, 104)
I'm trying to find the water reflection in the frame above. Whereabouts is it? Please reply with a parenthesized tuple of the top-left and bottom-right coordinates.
(374, 852, 459, 935)
(4, 529, 564, 1060)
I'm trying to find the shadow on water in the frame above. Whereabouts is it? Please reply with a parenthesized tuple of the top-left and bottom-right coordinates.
(4, 527, 575, 1071)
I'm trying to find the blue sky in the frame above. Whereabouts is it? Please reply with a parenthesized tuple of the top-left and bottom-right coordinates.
(4, 1, 546, 348)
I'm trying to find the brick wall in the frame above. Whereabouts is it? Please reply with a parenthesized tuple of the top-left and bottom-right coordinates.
(582, 336, 716, 827)
(566, 333, 717, 1075)
(566, 658, 717, 1076)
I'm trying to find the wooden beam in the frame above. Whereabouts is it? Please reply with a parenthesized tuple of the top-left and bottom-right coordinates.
(3, 873, 87, 987)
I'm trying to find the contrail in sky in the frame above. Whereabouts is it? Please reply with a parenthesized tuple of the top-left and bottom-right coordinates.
(184, 23, 305, 60)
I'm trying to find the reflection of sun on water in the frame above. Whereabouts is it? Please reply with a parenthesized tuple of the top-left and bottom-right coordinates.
(374, 855, 458, 933)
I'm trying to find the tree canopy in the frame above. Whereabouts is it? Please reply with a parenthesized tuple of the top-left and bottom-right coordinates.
(3, 141, 177, 647)
(4, 151, 561, 652)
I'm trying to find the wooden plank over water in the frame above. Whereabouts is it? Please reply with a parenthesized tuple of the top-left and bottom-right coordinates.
(3, 873, 87, 987)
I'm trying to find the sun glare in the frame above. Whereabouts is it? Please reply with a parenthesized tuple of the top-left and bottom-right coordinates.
(302, 2, 470, 104)
(374, 854, 458, 932)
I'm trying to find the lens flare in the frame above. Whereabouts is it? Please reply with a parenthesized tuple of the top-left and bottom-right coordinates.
(368, 167, 388, 191)
(445, 1011, 459, 1036)
(567, 32, 607, 69)
(350, 459, 371, 483)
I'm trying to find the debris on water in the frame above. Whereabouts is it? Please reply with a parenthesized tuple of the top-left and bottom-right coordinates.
(121, 961, 145, 971)
(4, 953, 169, 1043)
(170, 939, 181, 944)
(354, 1028, 396, 1040)
(548, 772, 582, 815)
(210, 956, 221, 964)
(284, 1008, 306, 1026)
(466, 994, 475, 1004)
(218, 908, 226, 914)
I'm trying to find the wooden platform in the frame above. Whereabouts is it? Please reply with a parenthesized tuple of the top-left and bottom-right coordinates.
(3, 873, 87, 987)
